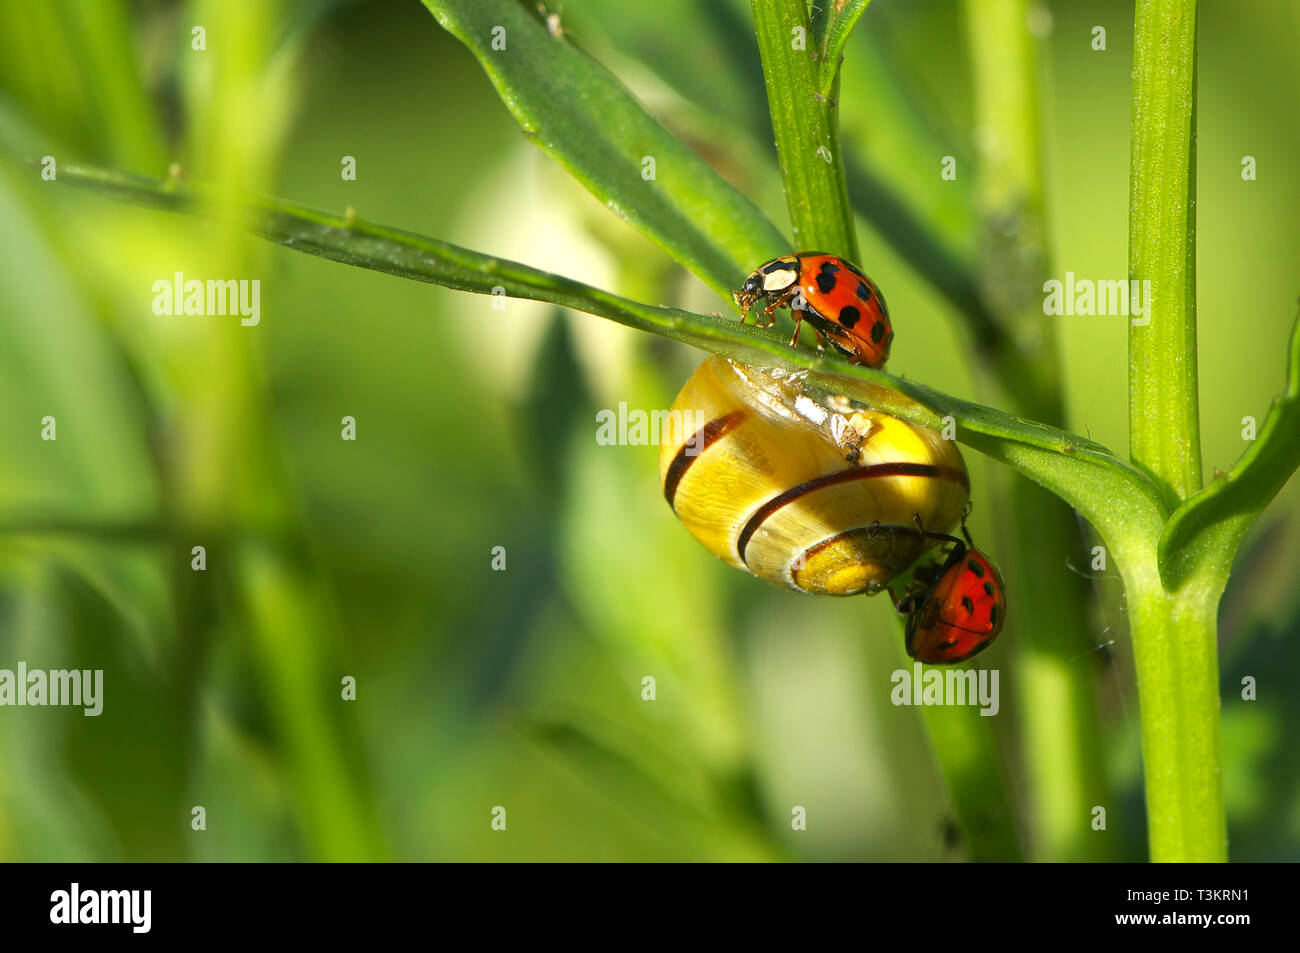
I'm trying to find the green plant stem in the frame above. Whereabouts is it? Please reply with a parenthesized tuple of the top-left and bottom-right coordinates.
(1120, 556, 1225, 862)
(1128, 0, 1223, 862)
(1130, 0, 1202, 504)
(750, 0, 858, 259)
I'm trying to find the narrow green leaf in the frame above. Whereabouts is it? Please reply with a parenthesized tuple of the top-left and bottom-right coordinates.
(812, 0, 872, 98)
(1160, 310, 1300, 591)
(422, 0, 787, 299)
(55, 163, 1166, 563)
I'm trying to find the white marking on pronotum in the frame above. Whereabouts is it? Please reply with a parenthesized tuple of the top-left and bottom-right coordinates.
(761, 267, 797, 292)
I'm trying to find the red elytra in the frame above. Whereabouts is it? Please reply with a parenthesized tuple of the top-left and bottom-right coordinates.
(897, 526, 1006, 665)
(733, 252, 894, 368)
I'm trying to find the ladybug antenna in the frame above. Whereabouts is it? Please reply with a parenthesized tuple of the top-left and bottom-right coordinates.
(887, 585, 905, 612)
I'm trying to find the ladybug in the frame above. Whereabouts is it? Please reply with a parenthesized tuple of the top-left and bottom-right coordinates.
(733, 252, 894, 368)
(893, 522, 1005, 664)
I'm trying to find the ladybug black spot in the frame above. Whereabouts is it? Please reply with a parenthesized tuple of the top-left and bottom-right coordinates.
(989, 605, 999, 626)
(983, 581, 995, 596)
(816, 261, 840, 294)
(967, 559, 985, 578)
(856, 281, 871, 301)
(838, 305, 861, 329)
(961, 596, 975, 615)
(871, 320, 885, 344)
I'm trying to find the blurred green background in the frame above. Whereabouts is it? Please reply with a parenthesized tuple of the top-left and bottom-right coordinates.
(0, 0, 1295, 861)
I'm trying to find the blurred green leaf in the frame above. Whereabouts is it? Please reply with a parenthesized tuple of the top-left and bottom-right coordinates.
(843, 156, 1007, 355)
(239, 546, 386, 860)
(423, 0, 787, 298)
(64, 0, 166, 171)
(560, 0, 768, 140)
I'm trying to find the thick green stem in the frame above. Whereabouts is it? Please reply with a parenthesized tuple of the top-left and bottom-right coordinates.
(750, 0, 858, 259)
(1122, 558, 1226, 861)
(1128, 0, 1224, 861)
(1130, 0, 1201, 502)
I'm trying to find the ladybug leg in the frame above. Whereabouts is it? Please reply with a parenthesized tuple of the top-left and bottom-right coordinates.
(959, 515, 975, 549)
(892, 585, 923, 616)
(758, 288, 794, 329)
(912, 514, 962, 547)
(787, 309, 804, 347)
(811, 329, 830, 353)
